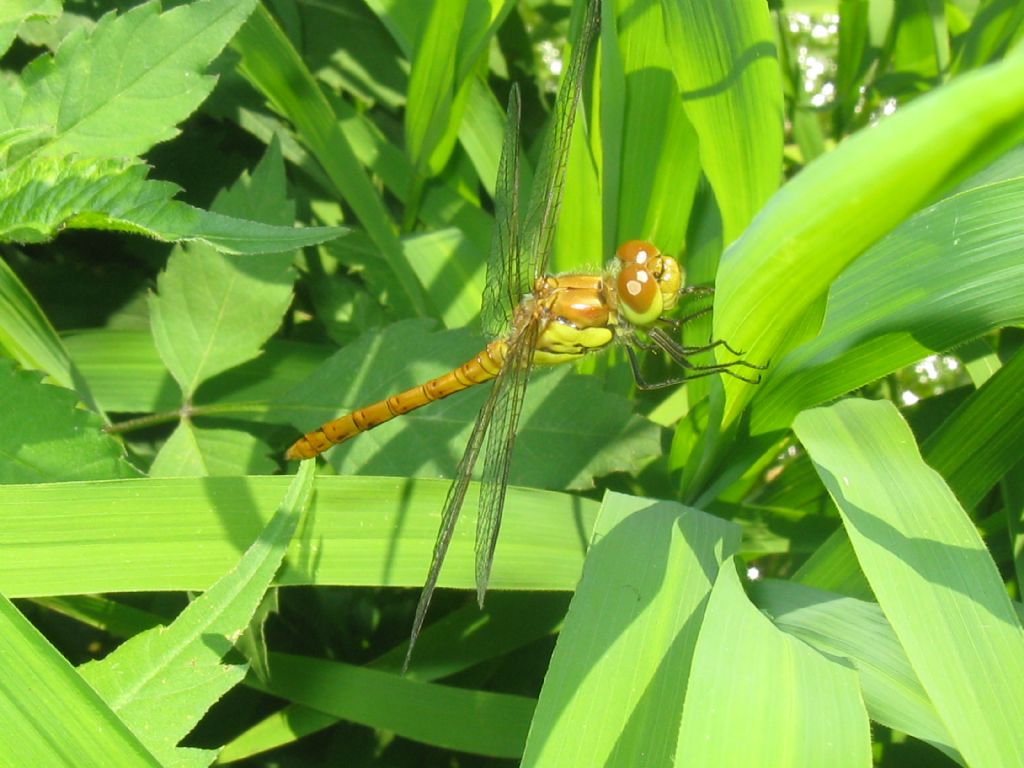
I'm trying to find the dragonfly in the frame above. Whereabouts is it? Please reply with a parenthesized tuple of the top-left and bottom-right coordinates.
(286, 0, 762, 669)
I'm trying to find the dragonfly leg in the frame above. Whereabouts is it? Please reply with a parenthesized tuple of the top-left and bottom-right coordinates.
(659, 305, 713, 332)
(626, 345, 764, 389)
(653, 315, 769, 362)
(681, 284, 716, 299)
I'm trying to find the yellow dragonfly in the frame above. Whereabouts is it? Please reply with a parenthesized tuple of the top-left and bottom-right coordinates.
(286, 0, 762, 668)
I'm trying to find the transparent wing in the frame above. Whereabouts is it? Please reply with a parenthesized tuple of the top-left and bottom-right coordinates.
(481, 85, 522, 339)
(403, 336, 523, 672)
(474, 320, 538, 604)
(519, 0, 600, 284)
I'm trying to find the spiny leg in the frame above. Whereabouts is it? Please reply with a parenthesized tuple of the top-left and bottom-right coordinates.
(657, 307, 756, 359)
(626, 345, 763, 389)
(647, 327, 767, 370)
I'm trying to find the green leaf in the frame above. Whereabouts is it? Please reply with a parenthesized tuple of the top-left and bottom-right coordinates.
(403, 228, 484, 330)
(714, 53, 1024, 430)
(217, 705, 338, 764)
(952, 0, 1024, 73)
(0, 253, 99, 412)
(0, 476, 598, 597)
(0, 156, 347, 253)
(275, 321, 660, 490)
(35, 595, 164, 639)
(211, 135, 294, 226)
(247, 652, 532, 757)
(0, 0, 60, 57)
(0, 358, 137, 483)
(45, 591, 565, 763)
(6, 0, 257, 159)
(148, 243, 294, 398)
(794, 399, 1024, 767)
(922, 344, 1024, 509)
(78, 461, 314, 767)
(404, 0, 470, 178)
(754, 579, 958, 761)
(676, 562, 871, 767)
(0, 594, 162, 767)
(884, 0, 948, 88)
(232, 4, 431, 317)
(242, 651, 528, 761)
(149, 423, 275, 477)
(835, 0, 872, 135)
(750, 176, 1024, 434)
(148, 142, 297, 399)
(661, 0, 784, 242)
(523, 493, 740, 766)
(64, 330, 326, 415)
(605, 0, 700, 257)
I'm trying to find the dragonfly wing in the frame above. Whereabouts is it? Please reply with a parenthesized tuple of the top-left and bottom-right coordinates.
(474, 320, 538, 605)
(403, 340, 512, 673)
(520, 0, 600, 282)
(481, 85, 522, 339)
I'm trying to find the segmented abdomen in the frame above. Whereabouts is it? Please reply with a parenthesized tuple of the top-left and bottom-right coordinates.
(285, 340, 507, 460)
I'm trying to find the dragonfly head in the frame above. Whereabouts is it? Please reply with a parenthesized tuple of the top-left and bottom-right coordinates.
(614, 240, 684, 327)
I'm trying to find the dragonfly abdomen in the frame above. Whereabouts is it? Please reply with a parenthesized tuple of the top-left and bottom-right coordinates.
(285, 340, 507, 460)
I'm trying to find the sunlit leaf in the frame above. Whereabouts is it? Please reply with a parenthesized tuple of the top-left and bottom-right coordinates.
(5, 0, 257, 159)
(0, 475, 598, 597)
(750, 176, 1024, 434)
(795, 399, 1024, 767)
(0, 156, 346, 253)
(0, 595, 161, 766)
(78, 461, 314, 767)
(715, 53, 1024, 429)
(523, 493, 739, 766)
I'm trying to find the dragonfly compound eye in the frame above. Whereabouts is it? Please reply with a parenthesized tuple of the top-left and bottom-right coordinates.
(617, 262, 664, 326)
(615, 239, 660, 266)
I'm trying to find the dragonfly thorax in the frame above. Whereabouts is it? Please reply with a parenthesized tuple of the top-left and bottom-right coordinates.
(523, 241, 686, 368)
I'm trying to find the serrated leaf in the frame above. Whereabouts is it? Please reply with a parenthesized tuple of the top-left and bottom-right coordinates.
(275, 320, 659, 490)
(0, 357, 137, 483)
(0, 0, 60, 57)
(63, 330, 327, 414)
(7, 0, 258, 159)
(0, 156, 346, 253)
(149, 142, 297, 398)
(150, 423, 275, 477)
(0, 595, 162, 767)
(78, 461, 315, 767)
(148, 243, 294, 397)
(212, 135, 293, 225)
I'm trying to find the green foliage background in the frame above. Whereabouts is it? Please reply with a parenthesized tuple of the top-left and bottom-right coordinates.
(1, 0, 1024, 766)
